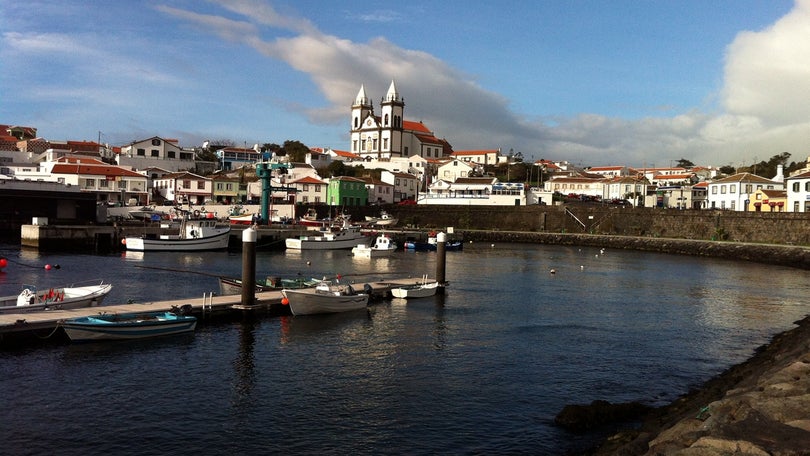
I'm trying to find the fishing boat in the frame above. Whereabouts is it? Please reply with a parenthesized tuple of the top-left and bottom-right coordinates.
(281, 280, 370, 316)
(128, 205, 170, 222)
(297, 208, 331, 227)
(285, 217, 367, 250)
(390, 277, 439, 299)
(364, 210, 398, 227)
(62, 306, 197, 341)
(123, 217, 231, 252)
(352, 234, 397, 258)
(403, 236, 464, 252)
(218, 276, 321, 295)
(0, 280, 113, 314)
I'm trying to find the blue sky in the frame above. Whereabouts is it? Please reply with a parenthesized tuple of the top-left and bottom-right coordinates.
(2, 0, 808, 170)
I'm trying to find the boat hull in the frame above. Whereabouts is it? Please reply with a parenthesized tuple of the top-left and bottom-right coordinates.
(62, 313, 197, 341)
(218, 276, 319, 295)
(391, 282, 439, 299)
(285, 233, 367, 250)
(125, 230, 230, 252)
(0, 283, 113, 314)
(282, 288, 369, 316)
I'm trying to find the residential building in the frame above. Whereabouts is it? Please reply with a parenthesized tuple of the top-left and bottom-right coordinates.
(587, 166, 628, 178)
(786, 170, 810, 212)
(216, 146, 262, 171)
(359, 176, 395, 205)
(118, 136, 196, 173)
(288, 175, 327, 205)
(424, 177, 526, 206)
(327, 176, 368, 206)
(381, 170, 418, 202)
(602, 176, 649, 204)
(748, 188, 787, 212)
(437, 159, 476, 183)
(153, 171, 213, 205)
(706, 173, 783, 211)
(42, 157, 149, 205)
(211, 173, 242, 204)
(449, 150, 501, 166)
(545, 176, 604, 199)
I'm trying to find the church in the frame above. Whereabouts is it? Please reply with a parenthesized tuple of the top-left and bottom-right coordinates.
(350, 80, 452, 161)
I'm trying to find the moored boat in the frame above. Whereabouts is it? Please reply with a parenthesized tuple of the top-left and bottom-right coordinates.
(285, 217, 367, 250)
(123, 217, 231, 252)
(390, 279, 439, 299)
(218, 275, 321, 295)
(364, 210, 398, 227)
(62, 307, 197, 341)
(281, 280, 370, 316)
(0, 280, 113, 314)
(403, 237, 464, 252)
(351, 234, 397, 258)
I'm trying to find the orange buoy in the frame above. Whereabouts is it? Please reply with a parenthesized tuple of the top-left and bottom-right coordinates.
(281, 297, 289, 305)
(121, 238, 127, 245)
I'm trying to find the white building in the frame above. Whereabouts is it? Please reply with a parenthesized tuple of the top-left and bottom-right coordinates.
(118, 136, 196, 173)
(786, 170, 810, 212)
(706, 173, 783, 211)
(381, 170, 419, 202)
(153, 171, 213, 205)
(287, 175, 328, 205)
(423, 177, 526, 206)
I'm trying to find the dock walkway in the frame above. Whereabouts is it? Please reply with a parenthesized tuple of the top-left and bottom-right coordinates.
(0, 277, 433, 339)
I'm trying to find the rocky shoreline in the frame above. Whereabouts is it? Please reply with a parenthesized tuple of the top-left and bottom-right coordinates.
(459, 232, 810, 454)
(583, 314, 810, 455)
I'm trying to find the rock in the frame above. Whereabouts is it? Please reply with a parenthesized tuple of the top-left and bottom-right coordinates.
(554, 400, 651, 432)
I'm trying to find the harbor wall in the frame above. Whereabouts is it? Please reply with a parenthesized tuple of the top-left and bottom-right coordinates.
(386, 205, 810, 246)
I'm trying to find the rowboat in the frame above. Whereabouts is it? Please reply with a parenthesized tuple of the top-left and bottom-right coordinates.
(62, 307, 197, 341)
(390, 277, 439, 299)
(0, 281, 113, 314)
(281, 281, 370, 316)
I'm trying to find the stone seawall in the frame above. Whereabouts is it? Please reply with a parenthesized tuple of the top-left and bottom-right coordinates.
(386, 205, 810, 246)
(454, 231, 810, 270)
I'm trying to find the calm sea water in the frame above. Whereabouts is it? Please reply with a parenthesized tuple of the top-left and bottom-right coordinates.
(1, 241, 808, 455)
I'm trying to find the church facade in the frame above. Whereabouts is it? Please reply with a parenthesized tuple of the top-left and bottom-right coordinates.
(349, 81, 451, 161)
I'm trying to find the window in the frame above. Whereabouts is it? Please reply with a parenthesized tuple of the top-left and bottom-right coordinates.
(197, 181, 205, 190)
(315, 185, 321, 192)
(216, 183, 223, 191)
(99, 179, 109, 188)
(712, 186, 717, 194)
(384, 114, 389, 126)
(137, 148, 145, 156)
(806, 182, 810, 192)
(353, 140, 358, 151)
(730, 184, 736, 193)
(226, 183, 233, 191)
(168, 151, 176, 159)
(303, 184, 309, 191)
(151, 138, 161, 146)
(720, 185, 726, 194)
(85, 178, 95, 188)
(183, 180, 191, 189)
(793, 182, 800, 192)
(383, 138, 388, 150)
(151, 149, 159, 157)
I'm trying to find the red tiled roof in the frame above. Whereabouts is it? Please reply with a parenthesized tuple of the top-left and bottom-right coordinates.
(290, 176, 327, 185)
(451, 150, 498, 156)
(403, 120, 431, 133)
(51, 163, 144, 178)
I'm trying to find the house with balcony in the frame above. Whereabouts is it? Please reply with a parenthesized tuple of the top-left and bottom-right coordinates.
(436, 159, 476, 183)
(706, 173, 783, 211)
(449, 150, 500, 165)
(786, 170, 810, 212)
(423, 177, 525, 206)
(216, 146, 262, 171)
(118, 136, 196, 173)
(43, 157, 149, 205)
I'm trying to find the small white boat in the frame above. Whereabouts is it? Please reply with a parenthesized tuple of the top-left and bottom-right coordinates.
(285, 217, 367, 250)
(62, 307, 197, 341)
(352, 234, 397, 258)
(281, 280, 370, 316)
(123, 217, 231, 252)
(0, 281, 113, 314)
(364, 210, 398, 226)
(390, 277, 439, 299)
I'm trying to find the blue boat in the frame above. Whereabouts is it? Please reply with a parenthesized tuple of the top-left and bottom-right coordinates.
(62, 307, 197, 341)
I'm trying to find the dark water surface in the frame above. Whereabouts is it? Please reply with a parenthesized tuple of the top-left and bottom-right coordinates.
(1, 242, 808, 455)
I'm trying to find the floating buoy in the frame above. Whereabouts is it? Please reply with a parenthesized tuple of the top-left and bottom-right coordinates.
(550, 269, 556, 274)
(281, 297, 289, 305)
(121, 238, 127, 245)
(580, 265, 584, 270)
(306, 261, 311, 266)
(44, 264, 52, 271)
(491, 243, 495, 248)
(0, 257, 7, 269)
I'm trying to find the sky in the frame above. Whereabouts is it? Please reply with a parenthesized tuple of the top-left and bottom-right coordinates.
(2, 0, 809, 170)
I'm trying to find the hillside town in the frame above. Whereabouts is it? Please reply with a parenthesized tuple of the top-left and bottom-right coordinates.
(3, 81, 810, 214)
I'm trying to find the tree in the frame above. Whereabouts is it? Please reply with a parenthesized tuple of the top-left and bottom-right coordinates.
(739, 152, 791, 178)
(282, 140, 310, 162)
(719, 165, 736, 175)
(676, 158, 694, 168)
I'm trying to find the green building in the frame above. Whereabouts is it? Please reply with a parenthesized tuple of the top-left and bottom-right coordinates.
(327, 176, 368, 206)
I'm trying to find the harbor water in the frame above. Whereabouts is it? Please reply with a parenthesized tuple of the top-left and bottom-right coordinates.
(1, 241, 808, 455)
